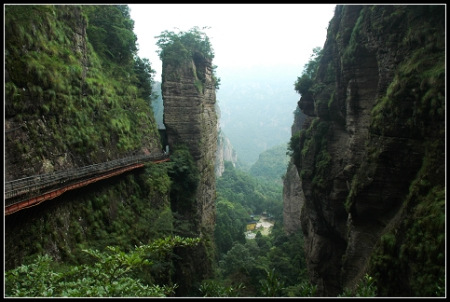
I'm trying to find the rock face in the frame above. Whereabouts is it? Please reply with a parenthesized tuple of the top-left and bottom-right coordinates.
(4, 5, 161, 182)
(286, 5, 445, 296)
(215, 103, 238, 177)
(4, 6, 89, 181)
(215, 130, 238, 177)
(4, 4, 178, 288)
(161, 52, 218, 291)
(283, 109, 308, 234)
(282, 160, 304, 235)
(162, 54, 218, 229)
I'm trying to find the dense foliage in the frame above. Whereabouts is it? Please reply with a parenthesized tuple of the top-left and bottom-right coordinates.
(214, 197, 247, 255)
(249, 144, 290, 185)
(4, 5, 201, 297)
(294, 47, 322, 96)
(156, 26, 214, 64)
(156, 26, 220, 90)
(5, 5, 159, 168)
(217, 162, 283, 217)
(84, 5, 137, 67)
(209, 161, 319, 297)
(210, 223, 315, 297)
(167, 145, 200, 216)
(5, 236, 201, 297)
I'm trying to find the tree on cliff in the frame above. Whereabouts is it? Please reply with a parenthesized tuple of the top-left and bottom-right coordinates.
(133, 57, 155, 103)
(85, 5, 138, 66)
(156, 26, 215, 64)
(294, 46, 322, 96)
(156, 26, 220, 89)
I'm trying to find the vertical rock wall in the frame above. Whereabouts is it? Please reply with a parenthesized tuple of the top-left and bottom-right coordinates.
(161, 53, 218, 291)
(215, 130, 238, 177)
(287, 5, 445, 296)
(162, 55, 217, 231)
(283, 110, 308, 234)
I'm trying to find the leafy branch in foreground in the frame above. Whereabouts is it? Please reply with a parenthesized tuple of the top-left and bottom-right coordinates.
(5, 236, 201, 297)
(338, 274, 377, 297)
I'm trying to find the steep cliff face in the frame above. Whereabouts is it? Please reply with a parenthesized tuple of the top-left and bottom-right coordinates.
(283, 108, 308, 234)
(215, 130, 238, 177)
(161, 50, 218, 292)
(282, 161, 304, 235)
(4, 5, 182, 292)
(287, 5, 445, 296)
(4, 5, 161, 182)
(215, 101, 238, 177)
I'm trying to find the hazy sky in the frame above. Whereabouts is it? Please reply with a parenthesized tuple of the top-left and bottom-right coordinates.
(129, 4, 336, 81)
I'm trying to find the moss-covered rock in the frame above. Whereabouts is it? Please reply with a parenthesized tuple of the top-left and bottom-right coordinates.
(287, 4, 445, 296)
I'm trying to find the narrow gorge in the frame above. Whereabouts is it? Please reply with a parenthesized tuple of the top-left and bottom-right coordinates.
(4, 4, 445, 298)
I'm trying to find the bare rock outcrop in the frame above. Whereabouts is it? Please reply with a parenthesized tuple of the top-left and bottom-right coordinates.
(215, 130, 238, 177)
(162, 51, 218, 292)
(162, 53, 218, 229)
(282, 160, 304, 234)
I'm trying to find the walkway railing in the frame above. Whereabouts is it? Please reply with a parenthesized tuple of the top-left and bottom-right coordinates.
(5, 152, 169, 209)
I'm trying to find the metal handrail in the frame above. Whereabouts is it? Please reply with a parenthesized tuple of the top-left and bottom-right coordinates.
(5, 152, 168, 203)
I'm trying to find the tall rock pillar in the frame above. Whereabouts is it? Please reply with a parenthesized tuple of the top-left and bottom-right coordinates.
(161, 51, 218, 293)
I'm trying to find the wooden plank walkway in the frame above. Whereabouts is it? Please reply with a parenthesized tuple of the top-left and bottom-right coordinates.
(4, 153, 169, 216)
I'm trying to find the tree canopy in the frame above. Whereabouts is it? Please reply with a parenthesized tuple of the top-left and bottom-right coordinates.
(156, 26, 215, 65)
(294, 47, 323, 96)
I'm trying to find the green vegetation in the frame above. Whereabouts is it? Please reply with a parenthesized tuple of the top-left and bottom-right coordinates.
(84, 5, 137, 68)
(5, 5, 159, 167)
(288, 118, 331, 196)
(290, 47, 332, 191)
(249, 144, 290, 185)
(156, 27, 220, 90)
(288, 6, 444, 296)
(5, 236, 201, 297)
(6, 4, 444, 298)
(209, 225, 314, 297)
(370, 28, 444, 138)
(208, 161, 316, 297)
(217, 162, 283, 217)
(5, 6, 215, 297)
(215, 160, 283, 257)
(156, 26, 215, 65)
(4, 152, 206, 297)
(199, 279, 245, 297)
(4, 162, 175, 265)
(338, 274, 377, 297)
(368, 138, 445, 297)
(341, 6, 367, 65)
(294, 47, 322, 97)
(364, 6, 445, 297)
(214, 197, 247, 255)
(167, 145, 200, 216)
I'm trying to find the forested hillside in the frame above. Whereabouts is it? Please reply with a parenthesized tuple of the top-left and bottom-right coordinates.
(210, 161, 312, 297)
(249, 144, 290, 185)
